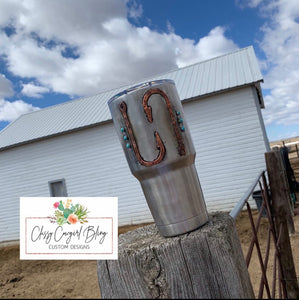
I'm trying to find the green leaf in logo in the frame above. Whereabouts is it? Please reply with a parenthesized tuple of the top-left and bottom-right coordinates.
(70, 204, 76, 213)
(57, 216, 67, 226)
(58, 200, 64, 211)
(63, 208, 72, 219)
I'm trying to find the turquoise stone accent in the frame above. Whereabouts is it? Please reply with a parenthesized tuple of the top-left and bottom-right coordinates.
(179, 118, 183, 123)
(181, 126, 185, 131)
(121, 127, 125, 132)
(176, 111, 180, 115)
(126, 143, 130, 148)
(124, 135, 128, 140)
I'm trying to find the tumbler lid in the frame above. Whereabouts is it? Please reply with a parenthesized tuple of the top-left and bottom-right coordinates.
(107, 79, 175, 104)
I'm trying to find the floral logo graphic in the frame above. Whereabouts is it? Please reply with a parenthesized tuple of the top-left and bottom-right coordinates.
(49, 199, 89, 226)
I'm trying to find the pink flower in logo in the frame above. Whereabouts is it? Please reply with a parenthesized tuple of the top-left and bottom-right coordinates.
(53, 202, 60, 209)
(67, 214, 78, 225)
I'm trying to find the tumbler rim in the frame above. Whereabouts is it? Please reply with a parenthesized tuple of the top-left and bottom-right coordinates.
(107, 79, 175, 104)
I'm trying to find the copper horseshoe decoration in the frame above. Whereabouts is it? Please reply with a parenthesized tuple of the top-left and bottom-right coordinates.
(119, 88, 185, 167)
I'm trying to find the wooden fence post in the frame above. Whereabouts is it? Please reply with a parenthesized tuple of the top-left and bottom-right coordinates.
(265, 150, 299, 299)
(269, 149, 295, 234)
(97, 212, 254, 299)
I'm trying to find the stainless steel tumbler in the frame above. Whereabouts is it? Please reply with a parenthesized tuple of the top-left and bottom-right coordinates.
(108, 79, 208, 237)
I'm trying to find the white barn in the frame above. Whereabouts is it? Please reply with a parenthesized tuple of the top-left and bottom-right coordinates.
(0, 46, 270, 243)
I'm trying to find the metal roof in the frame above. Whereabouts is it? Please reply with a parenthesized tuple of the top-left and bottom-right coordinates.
(0, 46, 263, 150)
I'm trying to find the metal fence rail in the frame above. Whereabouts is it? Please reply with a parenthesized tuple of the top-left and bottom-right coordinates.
(230, 170, 287, 299)
(229, 169, 265, 220)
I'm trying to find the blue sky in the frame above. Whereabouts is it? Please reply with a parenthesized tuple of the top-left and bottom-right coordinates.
(0, 0, 298, 142)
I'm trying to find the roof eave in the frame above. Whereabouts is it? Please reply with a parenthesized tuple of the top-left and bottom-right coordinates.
(0, 119, 113, 152)
(182, 81, 264, 108)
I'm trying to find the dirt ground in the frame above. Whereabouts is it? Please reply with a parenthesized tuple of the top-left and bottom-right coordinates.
(1, 209, 298, 299)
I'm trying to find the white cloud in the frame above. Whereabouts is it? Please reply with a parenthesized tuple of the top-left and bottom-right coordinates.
(21, 82, 50, 98)
(7, 37, 70, 79)
(249, 0, 299, 127)
(14, 0, 127, 45)
(176, 26, 238, 68)
(0, 0, 239, 98)
(0, 99, 39, 122)
(0, 0, 23, 27)
(0, 74, 14, 98)
(237, 0, 263, 8)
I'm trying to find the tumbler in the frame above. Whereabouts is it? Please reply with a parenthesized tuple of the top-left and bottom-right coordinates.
(108, 79, 208, 237)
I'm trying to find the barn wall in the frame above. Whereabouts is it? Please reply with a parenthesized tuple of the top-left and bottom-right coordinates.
(0, 86, 269, 242)
(185, 86, 269, 211)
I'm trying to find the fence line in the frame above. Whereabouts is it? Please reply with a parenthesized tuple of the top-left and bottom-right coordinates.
(230, 169, 289, 298)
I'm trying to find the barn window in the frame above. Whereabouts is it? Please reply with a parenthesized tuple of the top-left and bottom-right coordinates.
(48, 179, 68, 197)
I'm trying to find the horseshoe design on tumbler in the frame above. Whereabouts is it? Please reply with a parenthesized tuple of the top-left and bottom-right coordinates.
(119, 101, 165, 167)
(119, 88, 185, 167)
(143, 88, 185, 156)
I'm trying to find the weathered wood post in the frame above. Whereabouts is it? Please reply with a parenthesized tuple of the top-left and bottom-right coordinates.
(97, 212, 254, 299)
(265, 150, 299, 299)
(266, 149, 295, 235)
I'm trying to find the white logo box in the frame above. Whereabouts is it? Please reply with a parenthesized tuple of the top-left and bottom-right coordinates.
(20, 197, 118, 260)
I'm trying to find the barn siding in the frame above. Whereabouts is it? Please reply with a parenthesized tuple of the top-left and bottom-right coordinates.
(185, 86, 269, 211)
(0, 86, 268, 242)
